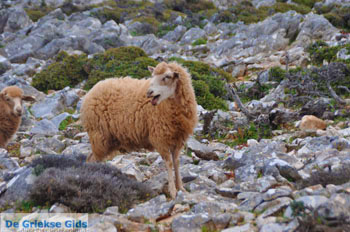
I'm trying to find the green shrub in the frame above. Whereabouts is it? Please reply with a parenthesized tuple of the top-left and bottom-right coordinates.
(292, 0, 321, 8)
(157, 24, 177, 38)
(132, 16, 161, 34)
(83, 47, 157, 89)
(169, 57, 232, 110)
(269, 66, 286, 82)
(84, 56, 158, 89)
(33, 47, 231, 110)
(32, 51, 89, 93)
(192, 38, 207, 46)
(25, 9, 48, 22)
(324, 6, 350, 31)
(164, 0, 216, 13)
(306, 40, 350, 65)
(90, 7, 123, 24)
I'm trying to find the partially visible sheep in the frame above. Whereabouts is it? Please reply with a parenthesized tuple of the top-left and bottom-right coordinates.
(81, 62, 198, 198)
(0, 86, 35, 148)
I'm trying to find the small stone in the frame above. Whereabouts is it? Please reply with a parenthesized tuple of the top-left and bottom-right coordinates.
(222, 223, 257, 232)
(49, 203, 71, 213)
(127, 195, 174, 223)
(299, 115, 327, 131)
(30, 119, 59, 136)
(187, 137, 219, 161)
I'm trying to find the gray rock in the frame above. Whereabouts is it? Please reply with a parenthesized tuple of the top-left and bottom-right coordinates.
(315, 193, 350, 224)
(260, 223, 285, 232)
(180, 28, 206, 44)
(284, 195, 329, 219)
(231, 64, 246, 78)
(5, 21, 59, 62)
(224, 140, 287, 182)
(331, 137, 350, 151)
(191, 202, 222, 216)
(127, 21, 156, 35)
(163, 25, 187, 42)
(337, 47, 350, 60)
(33, 136, 65, 154)
(300, 97, 332, 117)
(187, 137, 219, 161)
(297, 136, 335, 158)
(121, 163, 145, 182)
(210, 0, 236, 10)
(0, 55, 11, 75)
(2, 7, 32, 33)
(62, 143, 91, 156)
(0, 149, 20, 173)
(204, 22, 217, 35)
(30, 119, 59, 136)
(130, 34, 162, 55)
(252, 0, 276, 8)
(295, 13, 339, 48)
(222, 223, 257, 232)
(31, 94, 65, 119)
(35, 38, 75, 60)
(91, 31, 125, 49)
(216, 12, 300, 56)
(339, 127, 350, 137)
(0, 167, 36, 207)
(127, 195, 174, 223)
(51, 112, 71, 129)
(263, 158, 302, 181)
(49, 203, 71, 213)
(171, 213, 213, 232)
(256, 196, 293, 218)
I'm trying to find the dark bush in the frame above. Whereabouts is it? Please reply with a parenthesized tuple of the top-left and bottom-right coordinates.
(30, 154, 153, 213)
(164, 0, 216, 13)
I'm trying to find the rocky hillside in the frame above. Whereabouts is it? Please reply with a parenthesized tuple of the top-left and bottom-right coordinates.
(1, 0, 350, 231)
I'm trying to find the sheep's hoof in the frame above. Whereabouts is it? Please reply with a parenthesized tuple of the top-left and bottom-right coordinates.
(178, 186, 188, 193)
(169, 188, 177, 199)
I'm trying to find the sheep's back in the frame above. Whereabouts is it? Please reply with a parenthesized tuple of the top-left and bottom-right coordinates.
(81, 77, 152, 147)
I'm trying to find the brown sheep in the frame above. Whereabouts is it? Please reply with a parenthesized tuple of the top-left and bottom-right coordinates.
(0, 86, 36, 148)
(81, 62, 198, 198)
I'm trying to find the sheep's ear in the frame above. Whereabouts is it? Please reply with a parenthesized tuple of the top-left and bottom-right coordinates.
(173, 72, 179, 79)
(22, 95, 36, 102)
(148, 66, 155, 73)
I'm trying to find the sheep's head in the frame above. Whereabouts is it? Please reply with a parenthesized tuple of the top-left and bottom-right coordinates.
(0, 86, 36, 117)
(147, 62, 179, 106)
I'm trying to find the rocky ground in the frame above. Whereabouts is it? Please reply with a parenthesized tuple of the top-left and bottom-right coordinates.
(1, 0, 350, 231)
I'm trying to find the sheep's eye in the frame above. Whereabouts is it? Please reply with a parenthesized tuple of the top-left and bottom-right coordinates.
(163, 75, 171, 81)
(5, 97, 10, 102)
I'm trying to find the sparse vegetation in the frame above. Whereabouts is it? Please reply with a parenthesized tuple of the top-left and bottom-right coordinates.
(307, 40, 350, 65)
(192, 38, 207, 46)
(29, 155, 153, 213)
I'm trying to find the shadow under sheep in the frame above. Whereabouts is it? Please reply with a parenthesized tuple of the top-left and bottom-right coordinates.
(29, 154, 154, 213)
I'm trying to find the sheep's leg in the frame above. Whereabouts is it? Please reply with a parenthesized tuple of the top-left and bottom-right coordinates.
(87, 130, 111, 162)
(172, 146, 186, 192)
(161, 152, 177, 199)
